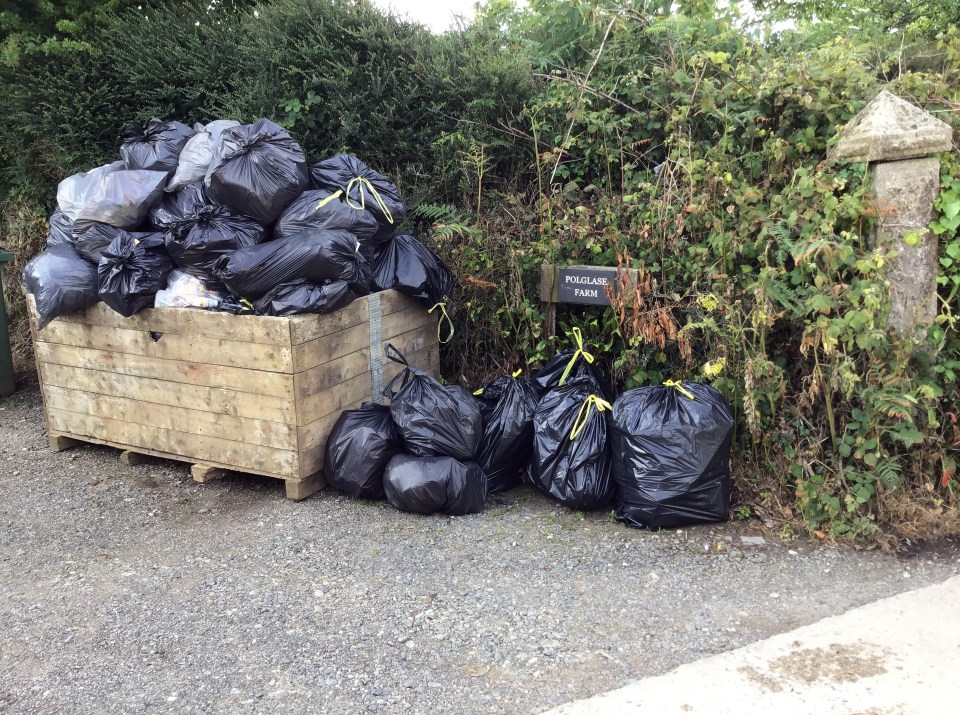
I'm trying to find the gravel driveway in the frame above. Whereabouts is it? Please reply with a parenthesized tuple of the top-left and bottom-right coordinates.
(1, 384, 957, 715)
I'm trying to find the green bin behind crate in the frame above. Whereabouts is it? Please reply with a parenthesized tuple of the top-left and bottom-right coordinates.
(0, 250, 14, 396)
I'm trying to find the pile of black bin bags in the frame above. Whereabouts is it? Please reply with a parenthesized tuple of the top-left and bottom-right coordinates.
(23, 117, 454, 329)
(325, 330, 736, 529)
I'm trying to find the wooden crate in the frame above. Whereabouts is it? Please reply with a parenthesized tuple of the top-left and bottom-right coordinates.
(28, 290, 439, 500)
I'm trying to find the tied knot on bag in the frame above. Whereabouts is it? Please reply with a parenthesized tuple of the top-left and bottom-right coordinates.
(570, 394, 611, 440)
(558, 327, 594, 386)
(512, 368, 523, 378)
(315, 189, 343, 210)
(428, 302, 454, 344)
(663, 379, 695, 400)
(345, 176, 394, 224)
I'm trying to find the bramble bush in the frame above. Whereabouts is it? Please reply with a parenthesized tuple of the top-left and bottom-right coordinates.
(1, 0, 958, 541)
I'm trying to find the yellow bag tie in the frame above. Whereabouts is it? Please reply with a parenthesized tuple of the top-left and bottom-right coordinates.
(473, 388, 483, 396)
(345, 176, 394, 224)
(512, 368, 523, 378)
(428, 302, 454, 344)
(664, 379, 695, 400)
(315, 189, 343, 209)
(558, 327, 595, 386)
(570, 394, 612, 440)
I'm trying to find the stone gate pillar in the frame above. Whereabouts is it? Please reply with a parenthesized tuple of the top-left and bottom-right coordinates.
(832, 90, 953, 335)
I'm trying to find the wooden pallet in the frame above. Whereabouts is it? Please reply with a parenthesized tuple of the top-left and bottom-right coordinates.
(29, 290, 439, 500)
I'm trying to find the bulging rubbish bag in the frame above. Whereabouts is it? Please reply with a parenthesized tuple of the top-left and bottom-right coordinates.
(147, 181, 210, 230)
(474, 371, 539, 493)
(45, 209, 75, 248)
(205, 118, 309, 224)
(166, 120, 240, 192)
(212, 229, 366, 299)
(529, 377, 615, 510)
(610, 381, 734, 529)
(325, 403, 402, 500)
(384, 454, 486, 516)
(23, 243, 100, 330)
(273, 189, 379, 245)
(98, 232, 174, 317)
(74, 223, 161, 264)
(310, 154, 406, 230)
(120, 119, 195, 174)
(57, 161, 167, 230)
(532, 327, 609, 397)
(383, 344, 482, 461)
(154, 269, 222, 309)
(371, 234, 453, 306)
(165, 205, 265, 280)
(253, 279, 356, 317)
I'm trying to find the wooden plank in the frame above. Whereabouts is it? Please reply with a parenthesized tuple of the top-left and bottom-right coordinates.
(36, 342, 295, 398)
(288, 290, 423, 345)
(191, 464, 229, 483)
(297, 344, 440, 476)
(46, 409, 299, 478)
(285, 472, 326, 501)
(38, 362, 296, 424)
(49, 300, 292, 346)
(37, 320, 294, 373)
(49, 433, 82, 452)
(297, 324, 439, 424)
(292, 304, 437, 373)
(42, 385, 297, 451)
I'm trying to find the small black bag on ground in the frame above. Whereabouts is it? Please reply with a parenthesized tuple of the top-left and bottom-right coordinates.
(274, 189, 379, 245)
(529, 377, 615, 510)
(371, 234, 453, 307)
(610, 381, 734, 530)
(120, 119, 195, 174)
(23, 243, 100, 329)
(383, 344, 482, 461)
(148, 181, 210, 230)
(165, 205, 265, 280)
(74, 223, 162, 264)
(45, 209, 75, 248)
(474, 372, 539, 493)
(532, 327, 609, 398)
(383, 454, 486, 516)
(253, 279, 356, 317)
(310, 154, 406, 230)
(212, 229, 365, 299)
(325, 403, 402, 500)
(98, 232, 174, 317)
(205, 118, 309, 224)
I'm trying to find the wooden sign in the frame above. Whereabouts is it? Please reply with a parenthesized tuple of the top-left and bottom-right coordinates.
(540, 264, 638, 306)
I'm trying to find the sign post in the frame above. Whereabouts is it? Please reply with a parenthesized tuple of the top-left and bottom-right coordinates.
(539, 263, 638, 338)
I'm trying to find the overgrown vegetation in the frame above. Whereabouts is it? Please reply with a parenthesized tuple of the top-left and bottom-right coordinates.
(1, 0, 958, 542)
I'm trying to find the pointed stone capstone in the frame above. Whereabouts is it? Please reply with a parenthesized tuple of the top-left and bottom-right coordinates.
(831, 90, 953, 163)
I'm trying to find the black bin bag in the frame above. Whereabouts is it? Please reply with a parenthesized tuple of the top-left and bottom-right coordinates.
(384, 454, 486, 516)
(325, 403, 402, 500)
(147, 181, 210, 230)
(213, 229, 365, 299)
(529, 377, 615, 510)
(165, 205, 265, 280)
(274, 189, 379, 245)
(533, 327, 609, 397)
(310, 154, 406, 230)
(45, 209, 75, 248)
(120, 119, 195, 174)
(254, 279, 355, 317)
(610, 381, 734, 529)
(205, 118, 309, 224)
(474, 372, 539, 493)
(372, 234, 452, 306)
(23, 243, 100, 330)
(74, 223, 162, 264)
(98, 232, 174, 317)
(383, 344, 482, 461)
